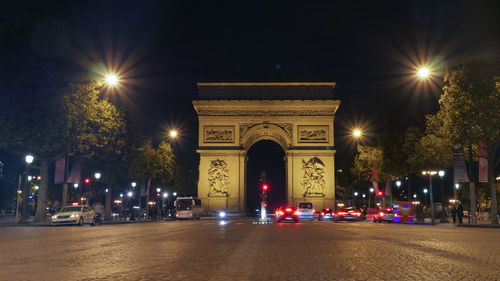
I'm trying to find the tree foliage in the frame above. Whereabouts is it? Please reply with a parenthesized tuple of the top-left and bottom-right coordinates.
(424, 64, 500, 223)
(128, 139, 176, 187)
(351, 144, 384, 183)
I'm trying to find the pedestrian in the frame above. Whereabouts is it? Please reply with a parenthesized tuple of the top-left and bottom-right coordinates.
(457, 203, 464, 224)
(451, 205, 457, 223)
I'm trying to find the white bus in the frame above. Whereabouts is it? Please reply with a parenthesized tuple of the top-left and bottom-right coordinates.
(175, 197, 202, 219)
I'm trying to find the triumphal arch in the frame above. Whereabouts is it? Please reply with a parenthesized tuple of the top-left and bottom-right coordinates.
(192, 82, 340, 212)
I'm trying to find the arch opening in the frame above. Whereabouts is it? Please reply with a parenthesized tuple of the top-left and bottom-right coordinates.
(246, 140, 286, 215)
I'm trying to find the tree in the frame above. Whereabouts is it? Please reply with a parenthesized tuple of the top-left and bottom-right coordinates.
(128, 139, 176, 217)
(428, 64, 499, 224)
(0, 21, 127, 222)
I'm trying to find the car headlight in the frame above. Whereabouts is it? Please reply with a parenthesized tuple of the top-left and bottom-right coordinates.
(70, 214, 76, 218)
(52, 215, 57, 219)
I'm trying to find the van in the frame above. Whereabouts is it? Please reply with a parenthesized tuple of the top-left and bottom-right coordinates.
(296, 202, 315, 221)
(175, 197, 202, 219)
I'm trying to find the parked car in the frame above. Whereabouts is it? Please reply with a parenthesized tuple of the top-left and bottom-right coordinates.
(296, 202, 315, 221)
(374, 208, 394, 223)
(51, 205, 97, 226)
(275, 206, 299, 223)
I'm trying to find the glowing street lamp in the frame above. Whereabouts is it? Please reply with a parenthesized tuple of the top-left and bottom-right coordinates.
(417, 67, 430, 79)
(173, 192, 177, 197)
(131, 182, 137, 188)
(25, 155, 34, 165)
(127, 191, 133, 198)
(163, 192, 168, 198)
(353, 129, 362, 138)
(169, 130, 178, 138)
(74, 183, 78, 189)
(94, 172, 101, 180)
(105, 74, 119, 86)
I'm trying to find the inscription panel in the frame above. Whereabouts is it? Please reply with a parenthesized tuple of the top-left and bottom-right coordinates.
(298, 125, 328, 143)
(204, 126, 235, 143)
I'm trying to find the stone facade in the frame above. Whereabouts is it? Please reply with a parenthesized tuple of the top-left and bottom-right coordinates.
(193, 83, 340, 212)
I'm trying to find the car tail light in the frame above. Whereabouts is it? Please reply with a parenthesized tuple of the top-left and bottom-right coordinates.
(294, 211, 299, 216)
(352, 212, 361, 216)
(321, 212, 325, 216)
(378, 212, 385, 217)
(386, 208, 391, 212)
(278, 211, 284, 215)
(331, 212, 336, 216)
(285, 208, 292, 212)
(338, 212, 347, 215)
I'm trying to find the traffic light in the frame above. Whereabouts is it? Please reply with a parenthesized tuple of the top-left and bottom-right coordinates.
(262, 184, 268, 191)
(156, 192, 161, 198)
(377, 191, 383, 196)
(84, 178, 91, 184)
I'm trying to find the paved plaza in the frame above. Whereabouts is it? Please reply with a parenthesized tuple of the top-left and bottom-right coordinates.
(0, 219, 499, 280)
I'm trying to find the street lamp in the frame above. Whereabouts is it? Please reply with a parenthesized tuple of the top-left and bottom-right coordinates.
(353, 129, 362, 138)
(20, 154, 34, 222)
(131, 182, 137, 188)
(173, 192, 177, 197)
(94, 172, 101, 180)
(369, 187, 374, 208)
(422, 170, 437, 225)
(105, 74, 119, 86)
(127, 191, 133, 198)
(417, 67, 430, 79)
(438, 170, 447, 222)
(156, 188, 161, 193)
(74, 183, 78, 188)
(25, 155, 34, 165)
(169, 130, 178, 138)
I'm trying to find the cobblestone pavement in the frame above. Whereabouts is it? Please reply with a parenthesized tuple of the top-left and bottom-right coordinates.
(0, 219, 499, 281)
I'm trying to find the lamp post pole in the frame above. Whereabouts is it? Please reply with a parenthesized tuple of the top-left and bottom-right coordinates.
(423, 170, 437, 225)
(438, 170, 448, 223)
(369, 187, 374, 208)
(20, 155, 34, 223)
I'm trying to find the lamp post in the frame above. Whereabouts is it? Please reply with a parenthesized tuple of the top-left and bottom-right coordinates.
(396, 180, 402, 200)
(20, 155, 34, 223)
(422, 170, 437, 225)
(438, 170, 448, 223)
(353, 192, 359, 208)
(369, 187, 374, 208)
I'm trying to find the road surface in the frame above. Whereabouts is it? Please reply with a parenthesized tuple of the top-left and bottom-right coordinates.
(0, 219, 499, 280)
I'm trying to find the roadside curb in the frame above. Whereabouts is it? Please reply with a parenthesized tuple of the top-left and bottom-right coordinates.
(457, 224, 500, 228)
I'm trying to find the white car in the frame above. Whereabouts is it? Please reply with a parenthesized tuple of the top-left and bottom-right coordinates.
(296, 202, 315, 221)
(52, 205, 97, 226)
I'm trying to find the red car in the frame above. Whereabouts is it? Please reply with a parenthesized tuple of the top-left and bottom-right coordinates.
(275, 206, 299, 223)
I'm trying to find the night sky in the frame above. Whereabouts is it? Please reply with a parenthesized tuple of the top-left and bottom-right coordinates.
(2, 1, 498, 203)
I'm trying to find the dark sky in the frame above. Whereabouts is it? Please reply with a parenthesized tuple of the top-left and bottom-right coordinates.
(2, 0, 499, 164)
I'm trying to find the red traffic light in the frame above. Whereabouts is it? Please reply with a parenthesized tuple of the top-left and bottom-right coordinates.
(156, 193, 161, 197)
(377, 191, 383, 196)
(84, 178, 91, 184)
(262, 184, 268, 191)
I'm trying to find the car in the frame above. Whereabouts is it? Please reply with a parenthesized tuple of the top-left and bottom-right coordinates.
(51, 205, 97, 226)
(319, 208, 335, 221)
(374, 208, 394, 223)
(275, 206, 299, 223)
(335, 208, 363, 221)
(296, 202, 315, 221)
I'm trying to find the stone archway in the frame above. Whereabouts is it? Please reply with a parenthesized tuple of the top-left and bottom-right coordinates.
(193, 82, 340, 212)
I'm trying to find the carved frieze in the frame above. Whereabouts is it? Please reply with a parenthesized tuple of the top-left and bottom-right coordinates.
(204, 126, 234, 143)
(298, 125, 328, 143)
(240, 123, 292, 139)
(301, 157, 326, 197)
(208, 159, 230, 196)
